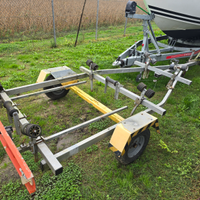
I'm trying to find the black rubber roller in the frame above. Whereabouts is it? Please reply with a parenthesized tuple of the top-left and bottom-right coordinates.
(137, 82, 147, 92)
(22, 123, 42, 138)
(86, 59, 93, 67)
(180, 64, 188, 72)
(3, 101, 19, 117)
(145, 88, 155, 99)
(106, 77, 118, 86)
(90, 62, 98, 70)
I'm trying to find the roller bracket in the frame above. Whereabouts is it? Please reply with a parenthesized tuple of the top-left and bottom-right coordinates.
(131, 82, 155, 115)
(86, 60, 99, 91)
(104, 76, 122, 100)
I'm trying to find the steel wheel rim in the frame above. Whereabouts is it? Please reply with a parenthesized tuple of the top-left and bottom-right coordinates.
(127, 135, 145, 158)
(52, 85, 64, 95)
(52, 90, 64, 95)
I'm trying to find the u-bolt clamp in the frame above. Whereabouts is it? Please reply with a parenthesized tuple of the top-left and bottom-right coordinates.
(143, 54, 157, 79)
(86, 60, 99, 91)
(167, 60, 188, 89)
(104, 77, 121, 100)
(167, 62, 189, 89)
(189, 49, 196, 61)
(142, 61, 150, 79)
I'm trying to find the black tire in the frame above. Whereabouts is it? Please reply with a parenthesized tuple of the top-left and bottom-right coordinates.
(115, 129, 150, 165)
(137, 82, 147, 92)
(43, 75, 69, 100)
(145, 88, 155, 99)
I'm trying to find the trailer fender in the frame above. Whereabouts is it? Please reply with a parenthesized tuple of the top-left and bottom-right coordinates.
(109, 111, 160, 157)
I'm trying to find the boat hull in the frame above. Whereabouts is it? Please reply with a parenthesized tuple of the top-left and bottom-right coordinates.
(144, 0, 200, 40)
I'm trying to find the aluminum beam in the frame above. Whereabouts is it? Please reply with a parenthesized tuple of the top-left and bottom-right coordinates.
(116, 35, 168, 60)
(94, 67, 144, 75)
(40, 124, 117, 170)
(10, 81, 86, 101)
(145, 71, 183, 114)
(145, 60, 198, 114)
(44, 106, 128, 142)
(37, 142, 63, 175)
(80, 67, 166, 116)
(134, 61, 192, 85)
(95, 65, 170, 75)
(123, 50, 198, 67)
(5, 73, 88, 96)
(148, 66, 191, 85)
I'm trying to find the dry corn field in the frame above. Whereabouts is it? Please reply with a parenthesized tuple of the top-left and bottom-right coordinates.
(0, 0, 145, 39)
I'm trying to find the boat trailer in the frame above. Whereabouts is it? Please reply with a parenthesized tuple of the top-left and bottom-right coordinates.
(0, 54, 199, 194)
(0, 3, 200, 195)
(114, 1, 200, 71)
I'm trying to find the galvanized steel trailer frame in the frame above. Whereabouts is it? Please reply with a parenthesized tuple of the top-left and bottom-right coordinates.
(113, 8, 200, 68)
(0, 54, 199, 194)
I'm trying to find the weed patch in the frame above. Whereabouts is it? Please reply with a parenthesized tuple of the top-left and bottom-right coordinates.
(0, 162, 82, 200)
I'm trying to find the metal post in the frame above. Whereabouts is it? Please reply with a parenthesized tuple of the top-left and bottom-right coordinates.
(95, 0, 100, 40)
(75, 0, 87, 47)
(124, 17, 128, 36)
(124, 0, 130, 36)
(51, 0, 57, 47)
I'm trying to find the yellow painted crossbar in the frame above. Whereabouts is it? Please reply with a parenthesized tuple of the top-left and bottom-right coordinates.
(69, 86, 124, 123)
(37, 68, 124, 124)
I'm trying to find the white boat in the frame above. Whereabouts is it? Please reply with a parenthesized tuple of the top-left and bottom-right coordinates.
(144, 0, 200, 41)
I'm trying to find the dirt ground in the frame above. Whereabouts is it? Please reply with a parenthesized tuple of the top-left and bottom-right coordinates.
(0, 156, 19, 184)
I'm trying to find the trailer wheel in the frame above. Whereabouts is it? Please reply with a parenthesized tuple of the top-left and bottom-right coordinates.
(43, 75, 69, 100)
(115, 129, 150, 165)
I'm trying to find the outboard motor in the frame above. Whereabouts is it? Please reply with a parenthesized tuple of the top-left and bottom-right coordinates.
(125, 1, 137, 17)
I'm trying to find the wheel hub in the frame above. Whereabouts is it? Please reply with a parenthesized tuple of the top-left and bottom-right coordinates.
(127, 135, 145, 158)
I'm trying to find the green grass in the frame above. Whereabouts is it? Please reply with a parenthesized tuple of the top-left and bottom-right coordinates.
(0, 162, 82, 200)
(0, 23, 200, 199)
